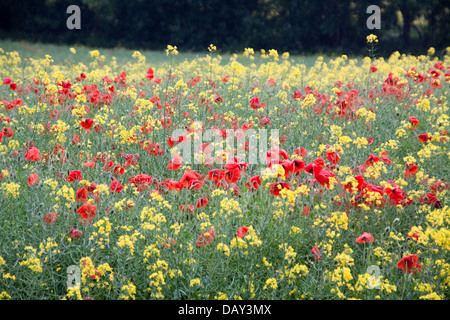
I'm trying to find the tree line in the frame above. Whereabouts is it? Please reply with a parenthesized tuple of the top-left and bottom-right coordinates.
(0, 0, 448, 56)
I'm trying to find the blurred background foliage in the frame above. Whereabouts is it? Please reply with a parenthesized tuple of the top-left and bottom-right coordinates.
(0, 0, 448, 56)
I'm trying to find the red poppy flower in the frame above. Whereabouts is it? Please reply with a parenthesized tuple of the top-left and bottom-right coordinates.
(274, 147, 289, 160)
(313, 156, 326, 167)
(72, 133, 81, 145)
(434, 62, 444, 71)
(404, 163, 418, 179)
(250, 96, 262, 109)
(0, 116, 11, 123)
(292, 91, 302, 99)
(326, 149, 340, 164)
(241, 122, 252, 130)
(85, 183, 98, 194)
(196, 227, 216, 247)
(69, 227, 83, 239)
(409, 117, 419, 130)
(80, 118, 94, 130)
(2, 127, 13, 138)
(417, 133, 431, 143)
(128, 174, 153, 186)
(81, 258, 102, 279)
(180, 205, 194, 213)
(9, 83, 17, 91)
(27, 173, 39, 186)
(180, 169, 201, 188)
(225, 168, 241, 183)
(163, 237, 177, 248)
(292, 159, 306, 173)
(430, 180, 449, 193)
(268, 78, 276, 86)
(385, 186, 405, 206)
(25, 147, 41, 161)
(278, 160, 293, 177)
(77, 203, 97, 222)
(146, 67, 155, 81)
(11, 98, 22, 109)
(430, 79, 441, 88)
(430, 70, 440, 78)
(189, 180, 203, 191)
(303, 206, 310, 217)
(419, 192, 438, 205)
(269, 182, 291, 196)
(311, 245, 321, 261)
(294, 147, 307, 158)
(110, 178, 123, 192)
(246, 175, 262, 191)
(356, 232, 374, 243)
(102, 159, 114, 172)
(237, 226, 249, 238)
(266, 150, 280, 167)
(365, 154, 380, 167)
(259, 117, 270, 125)
(438, 130, 448, 142)
(113, 165, 125, 175)
(66, 170, 83, 182)
(311, 165, 336, 188)
(407, 227, 420, 241)
(365, 183, 384, 200)
(380, 151, 391, 164)
(166, 180, 183, 191)
(83, 161, 96, 168)
(229, 183, 241, 197)
(208, 169, 226, 183)
(76, 187, 88, 202)
(43, 212, 57, 224)
(167, 154, 183, 170)
(3, 77, 11, 85)
(397, 254, 422, 274)
(370, 65, 378, 73)
(196, 197, 209, 208)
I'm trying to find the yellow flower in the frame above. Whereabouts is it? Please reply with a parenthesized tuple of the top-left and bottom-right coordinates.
(89, 50, 100, 57)
(166, 45, 179, 56)
(189, 278, 201, 287)
(366, 34, 378, 43)
(0, 291, 12, 300)
(120, 281, 137, 300)
(419, 292, 442, 300)
(208, 44, 217, 53)
(263, 278, 278, 290)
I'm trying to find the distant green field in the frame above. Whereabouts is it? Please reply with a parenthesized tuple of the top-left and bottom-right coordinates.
(0, 39, 343, 68)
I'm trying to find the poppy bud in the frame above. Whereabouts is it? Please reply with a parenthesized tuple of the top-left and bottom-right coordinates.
(69, 227, 83, 239)
(434, 200, 442, 209)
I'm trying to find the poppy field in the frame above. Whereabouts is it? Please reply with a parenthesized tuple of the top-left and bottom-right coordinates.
(0, 38, 449, 300)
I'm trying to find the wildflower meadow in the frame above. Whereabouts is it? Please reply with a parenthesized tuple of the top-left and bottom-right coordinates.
(0, 36, 449, 301)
